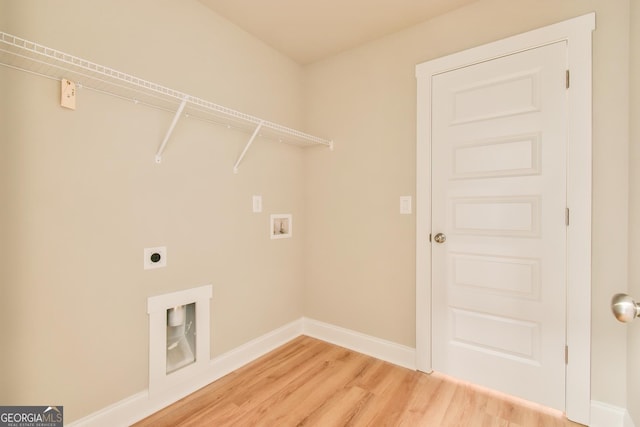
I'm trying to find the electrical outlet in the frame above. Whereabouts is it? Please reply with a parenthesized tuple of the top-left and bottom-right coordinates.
(252, 195, 262, 213)
(400, 196, 412, 214)
(144, 246, 167, 270)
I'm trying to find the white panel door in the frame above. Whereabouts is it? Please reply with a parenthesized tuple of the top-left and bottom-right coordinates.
(431, 41, 568, 410)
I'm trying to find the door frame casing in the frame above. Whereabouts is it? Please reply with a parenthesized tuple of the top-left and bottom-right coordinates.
(415, 13, 595, 424)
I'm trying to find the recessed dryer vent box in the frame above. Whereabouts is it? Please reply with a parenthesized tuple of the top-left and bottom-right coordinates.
(144, 246, 167, 270)
(270, 214, 292, 239)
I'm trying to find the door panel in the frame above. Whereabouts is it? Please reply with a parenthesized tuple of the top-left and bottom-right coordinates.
(431, 41, 568, 410)
(452, 134, 541, 179)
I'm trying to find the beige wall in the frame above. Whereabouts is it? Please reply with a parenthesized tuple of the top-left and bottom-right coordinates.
(304, 0, 632, 411)
(1, 0, 638, 423)
(0, 0, 306, 422)
(628, 0, 640, 423)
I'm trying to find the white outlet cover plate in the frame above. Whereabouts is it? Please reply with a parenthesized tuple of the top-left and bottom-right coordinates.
(252, 195, 262, 213)
(144, 246, 167, 270)
(400, 196, 412, 214)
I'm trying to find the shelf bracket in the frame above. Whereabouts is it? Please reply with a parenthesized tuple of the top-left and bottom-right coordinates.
(233, 121, 264, 174)
(155, 97, 188, 163)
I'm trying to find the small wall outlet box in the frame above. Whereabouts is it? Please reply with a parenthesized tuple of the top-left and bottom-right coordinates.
(61, 79, 76, 110)
(400, 196, 412, 214)
(144, 246, 167, 270)
(270, 214, 292, 239)
(253, 195, 262, 213)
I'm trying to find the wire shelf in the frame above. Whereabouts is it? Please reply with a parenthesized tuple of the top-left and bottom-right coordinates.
(0, 31, 333, 168)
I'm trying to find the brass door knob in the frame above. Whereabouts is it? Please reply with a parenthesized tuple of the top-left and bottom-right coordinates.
(434, 233, 447, 244)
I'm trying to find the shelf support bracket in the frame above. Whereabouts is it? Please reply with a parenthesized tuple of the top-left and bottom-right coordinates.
(155, 97, 188, 163)
(233, 121, 264, 174)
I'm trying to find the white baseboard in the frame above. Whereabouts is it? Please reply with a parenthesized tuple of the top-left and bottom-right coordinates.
(79, 317, 625, 427)
(68, 319, 303, 426)
(208, 317, 303, 379)
(301, 317, 416, 369)
(68, 317, 415, 426)
(591, 400, 636, 427)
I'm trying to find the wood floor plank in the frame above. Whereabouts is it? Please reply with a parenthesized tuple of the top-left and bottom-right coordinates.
(234, 350, 369, 425)
(295, 385, 372, 426)
(132, 336, 584, 427)
(393, 372, 443, 426)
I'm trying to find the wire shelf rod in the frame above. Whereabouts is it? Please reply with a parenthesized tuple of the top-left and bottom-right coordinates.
(156, 97, 188, 164)
(233, 121, 264, 174)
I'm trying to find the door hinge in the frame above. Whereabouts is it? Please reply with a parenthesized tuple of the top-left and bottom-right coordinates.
(566, 70, 570, 89)
(565, 345, 569, 364)
(565, 208, 570, 226)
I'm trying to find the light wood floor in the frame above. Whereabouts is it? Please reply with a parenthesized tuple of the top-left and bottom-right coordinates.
(133, 336, 583, 426)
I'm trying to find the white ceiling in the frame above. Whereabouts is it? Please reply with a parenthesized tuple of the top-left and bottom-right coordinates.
(198, 0, 480, 64)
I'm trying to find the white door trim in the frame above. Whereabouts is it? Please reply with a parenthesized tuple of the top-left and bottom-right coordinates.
(415, 13, 595, 425)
